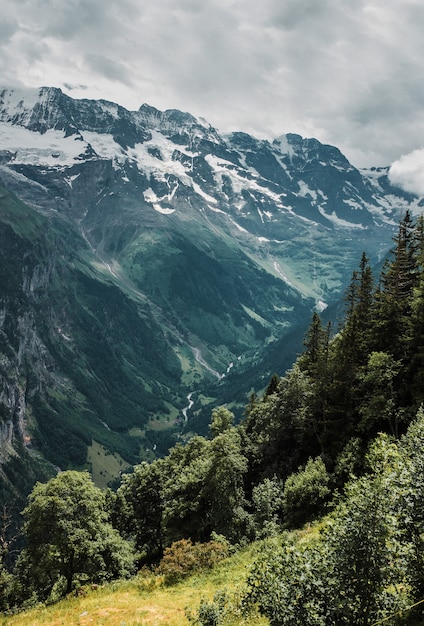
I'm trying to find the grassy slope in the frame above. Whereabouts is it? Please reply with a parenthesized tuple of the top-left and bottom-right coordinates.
(1, 539, 276, 626)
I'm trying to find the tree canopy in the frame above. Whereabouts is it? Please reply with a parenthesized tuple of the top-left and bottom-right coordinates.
(16, 471, 134, 602)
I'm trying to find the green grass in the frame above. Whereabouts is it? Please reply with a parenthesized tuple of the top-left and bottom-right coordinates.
(86, 441, 131, 490)
(1, 539, 279, 625)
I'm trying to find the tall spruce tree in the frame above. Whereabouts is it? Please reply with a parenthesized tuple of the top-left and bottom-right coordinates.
(407, 214, 424, 405)
(372, 210, 416, 361)
(323, 254, 374, 455)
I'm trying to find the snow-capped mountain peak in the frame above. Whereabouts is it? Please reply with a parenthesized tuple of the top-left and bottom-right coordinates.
(0, 85, 421, 307)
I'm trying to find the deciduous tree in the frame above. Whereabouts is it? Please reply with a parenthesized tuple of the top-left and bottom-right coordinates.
(17, 471, 134, 601)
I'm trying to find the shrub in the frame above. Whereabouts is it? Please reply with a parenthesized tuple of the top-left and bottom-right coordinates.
(282, 456, 330, 527)
(251, 476, 284, 539)
(186, 590, 230, 626)
(156, 538, 229, 584)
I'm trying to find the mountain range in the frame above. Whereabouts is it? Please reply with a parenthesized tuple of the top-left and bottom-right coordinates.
(0, 86, 421, 504)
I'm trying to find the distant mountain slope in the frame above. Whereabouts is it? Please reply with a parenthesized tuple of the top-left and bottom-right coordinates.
(0, 184, 193, 503)
(0, 86, 422, 499)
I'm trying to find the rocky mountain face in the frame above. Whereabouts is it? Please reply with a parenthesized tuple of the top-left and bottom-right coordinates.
(0, 86, 421, 501)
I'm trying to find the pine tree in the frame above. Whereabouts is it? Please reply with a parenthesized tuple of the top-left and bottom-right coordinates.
(323, 255, 374, 454)
(372, 211, 416, 361)
(299, 311, 327, 376)
(407, 214, 424, 405)
(297, 313, 333, 456)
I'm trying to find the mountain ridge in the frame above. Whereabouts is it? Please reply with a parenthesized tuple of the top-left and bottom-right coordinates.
(0, 85, 422, 501)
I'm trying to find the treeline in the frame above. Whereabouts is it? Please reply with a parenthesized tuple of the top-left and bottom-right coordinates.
(244, 210, 424, 489)
(1, 211, 424, 620)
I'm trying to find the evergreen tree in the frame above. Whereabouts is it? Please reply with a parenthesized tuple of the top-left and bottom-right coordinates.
(358, 351, 402, 437)
(322, 254, 374, 457)
(244, 364, 315, 483)
(299, 311, 326, 375)
(372, 210, 416, 361)
(298, 313, 332, 456)
(407, 214, 424, 405)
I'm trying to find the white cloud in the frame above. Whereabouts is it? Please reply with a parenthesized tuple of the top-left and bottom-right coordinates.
(389, 149, 424, 196)
(1, 0, 424, 168)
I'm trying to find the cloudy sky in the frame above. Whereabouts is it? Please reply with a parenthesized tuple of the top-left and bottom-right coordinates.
(2, 0, 424, 188)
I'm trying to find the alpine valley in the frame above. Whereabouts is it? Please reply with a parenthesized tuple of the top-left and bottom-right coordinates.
(0, 86, 422, 505)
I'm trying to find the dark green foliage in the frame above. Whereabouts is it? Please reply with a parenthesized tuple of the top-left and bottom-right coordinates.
(251, 476, 284, 538)
(116, 460, 165, 562)
(243, 364, 315, 483)
(161, 424, 249, 544)
(372, 211, 416, 361)
(16, 471, 135, 603)
(244, 537, 329, 626)
(243, 428, 417, 625)
(357, 351, 402, 436)
(118, 410, 250, 554)
(407, 214, 424, 404)
(282, 457, 330, 528)
(397, 407, 424, 601)
(322, 442, 407, 625)
(245, 215, 424, 491)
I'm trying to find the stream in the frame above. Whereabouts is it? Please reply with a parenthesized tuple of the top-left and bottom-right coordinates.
(182, 392, 194, 422)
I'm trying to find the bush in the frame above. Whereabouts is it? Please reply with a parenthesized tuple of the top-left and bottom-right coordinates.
(156, 538, 229, 585)
(251, 476, 284, 539)
(186, 590, 230, 626)
(282, 457, 330, 527)
(243, 537, 328, 626)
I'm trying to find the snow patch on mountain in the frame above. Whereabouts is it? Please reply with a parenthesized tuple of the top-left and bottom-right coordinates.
(64, 173, 80, 188)
(318, 208, 366, 229)
(273, 261, 295, 287)
(126, 132, 196, 189)
(273, 135, 296, 159)
(0, 87, 50, 123)
(298, 180, 318, 201)
(0, 123, 86, 165)
(81, 130, 123, 161)
(205, 154, 292, 213)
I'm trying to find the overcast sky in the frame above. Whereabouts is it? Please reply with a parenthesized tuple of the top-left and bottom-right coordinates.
(2, 0, 424, 190)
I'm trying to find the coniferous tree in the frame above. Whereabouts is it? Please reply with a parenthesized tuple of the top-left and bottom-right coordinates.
(372, 210, 416, 361)
(407, 214, 424, 405)
(297, 312, 332, 455)
(356, 252, 375, 361)
(322, 255, 374, 457)
(299, 311, 326, 375)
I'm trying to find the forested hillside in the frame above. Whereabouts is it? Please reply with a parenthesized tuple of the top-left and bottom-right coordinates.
(2, 210, 424, 624)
